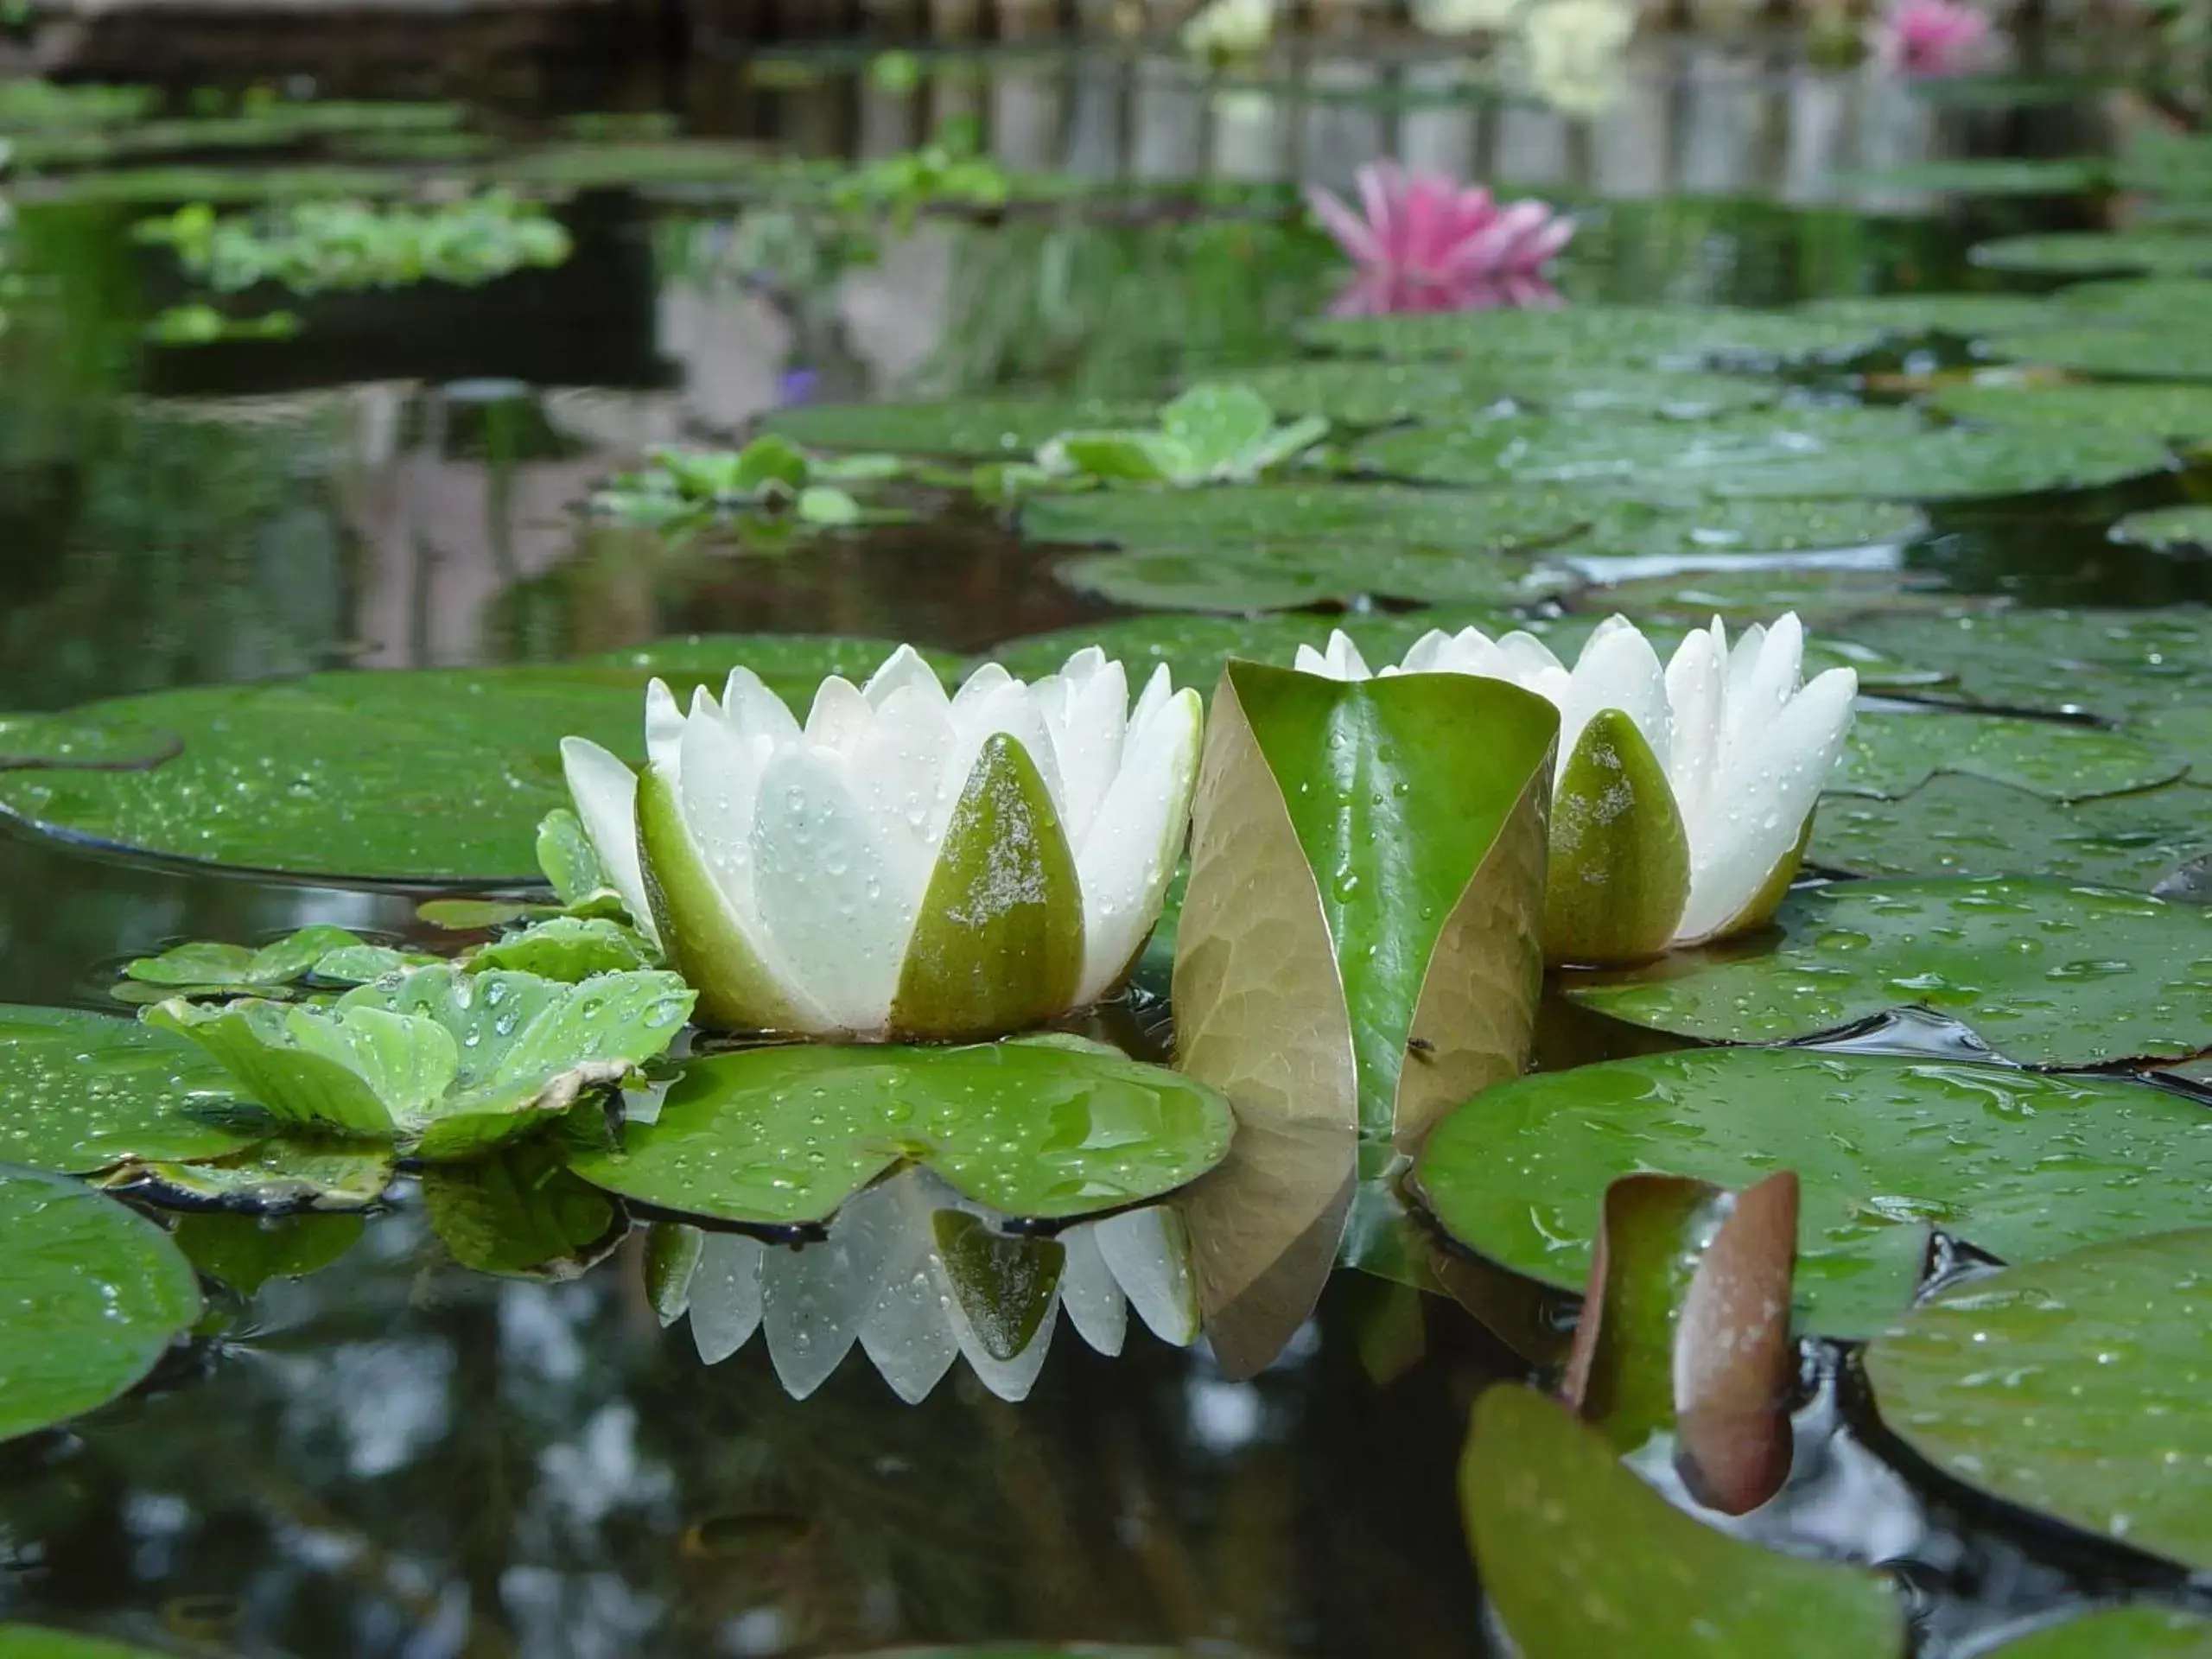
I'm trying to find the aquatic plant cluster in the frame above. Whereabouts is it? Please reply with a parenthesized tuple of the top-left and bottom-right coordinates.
(11, 49, 2212, 1659)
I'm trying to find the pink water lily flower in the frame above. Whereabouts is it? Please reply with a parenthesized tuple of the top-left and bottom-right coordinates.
(1306, 162, 1573, 319)
(1872, 0, 1993, 75)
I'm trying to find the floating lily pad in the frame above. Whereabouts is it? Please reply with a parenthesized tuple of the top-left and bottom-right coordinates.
(1933, 382, 2212, 445)
(1971, 232, 2212, 276)
(1296, 304, 1872, 366)
(1990, 327, 2212, 382)
(1021, 481, 1589, 555)
(0, 1629, 180, 1658)
(566, 1040, 1236, 1226)
(1714, 427, 2171, 501)
(1828, 158, 2107, 196)
(2051, 276, 2212, 327)
(0, 716, 181, 772)
(1983, 1609, 2212, 1657)
(1461, 1387, 1904, 1658)
(1865, 1228, 2212, 1571)
(0, 1005, 257, 1175)
(1414, 1047, 2212, 1336)
(1570, 497, 1927, 562)
(1837, 710, 2185, 802)
(1573, 567, 1955, 633)
(1814, 775, 2212, 889)
(1053, 543, 1569, 613)
(2113, 505, 2212, 554)
(1796, 293, 2059, 343)
(759, 397, 1151, 458)
(0, 1167, 203, 1442)
(1840, 608, 2212, 722)
(173, 1211, 364, 1294)
(1570, 877, 2212, 1066)
(98, 1137, 396, 1212)
(1232, 359, 1773, 424)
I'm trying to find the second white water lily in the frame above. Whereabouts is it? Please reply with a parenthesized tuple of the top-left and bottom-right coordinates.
(562, 646, 1203, 1040)
(1296, 614, 1856, 965)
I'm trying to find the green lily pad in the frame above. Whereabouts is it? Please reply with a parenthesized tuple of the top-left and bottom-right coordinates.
(1569, 876, 2212, 1066)
(1989, 327, 2212, 382)
(0, 650, 929, 882)
(1825, 158, 2106, 196)
(1971, 232, 2212, 276)
(1837, 710, 2185, 802)
(566, 1040, 1236, 1226)
(1865, 1228, 2212, 1572)
(1713, 427, 2171, 501)
(422, 1140, 626, 1280)
(1295, 304, 1872, 366)
(1571, 567, 1955, 635)
(1838, 607, 2212, 722)
(173, 1211, 364, 1294)
(148, 965, 694, 1160)
(1933, 382, 2212, 445)
(0, 1628, 181, 1658)
(1414, 1047, 2212, 1337)
(0, 1167, 202, 1442)
(1460, 1387, 1904, 1658)
(758, 397, 1151, 458)
(2113, 505, 2212, 554)
(1053, 543, 1569, 613)
(0, 1005, 257, 1175)
(1021, 481, 1589, 555)
(1814, 775, 2212, 889)
(1982, 1609, 2212, 1658)
(1355, 407, 1925, 493)
(1230, 359, 1773, 424)
(1571, 497, 1928, 562)
(2051, 276, 2212, 327)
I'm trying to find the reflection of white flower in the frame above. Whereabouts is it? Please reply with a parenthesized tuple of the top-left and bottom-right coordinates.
(563, 645, 1202, 1042)
(677, 1167, 1199, 1403)
(1183, 0, 1274, 59)
(1295, 614, 1857, 962)
(1413, 0, 1524, 34)
(1517, 0, 1636, 118)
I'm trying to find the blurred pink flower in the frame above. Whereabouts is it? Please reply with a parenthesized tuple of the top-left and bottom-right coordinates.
(1871, 0, 1993, 75)
(1306, 162, 1573, 318)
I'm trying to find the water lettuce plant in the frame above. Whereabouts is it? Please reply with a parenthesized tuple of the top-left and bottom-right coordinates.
(146, 963, 694, 1161)
(1294, 613, 1855, 965)
(1037, 384, 1327, 487)
(562, 645, 1202, 1040)
(590, 436, 901, 533)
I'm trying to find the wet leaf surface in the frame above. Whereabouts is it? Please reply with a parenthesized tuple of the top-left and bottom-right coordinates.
(172, 1210, 364, 1294)
(1837, 711, 2186, 802)
(566, 1039, 1235, 1225)
(757, 397, 1151, 457)
(1414, 1046, 2212, 1336)
(1866, 1228, 2212, 1572)
(1297, 303, 1873, 365)
(1933, 381, 2212, 445)
(1570, 877, 2212, 1065)
(1053, 542, 1569, 612)
(2112, 505, 2212, 554)
(1022, 479, 1590, 554)
(0, 1167, 202, 1443)
(0, 1005, 257, 1175)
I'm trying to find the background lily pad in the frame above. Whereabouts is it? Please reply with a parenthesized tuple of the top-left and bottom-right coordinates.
(0, 1005, 257, 1175)
(0, 1167, 202, 1442)
(1460, 1386, 1904, 1658)
(1836, 711, 2185, 802)
(1865, 1228, 2212, 1572)
(757, 397, 1150, 457)
(1970, 232, 2212, 276)
(1413, 1047, 2212, 1336)
(1713, 427, 2171, 501)
(1988, 327, 2212, 382)
(1295, 304, 1872, 366)
(1932, 382, 2212, 445)
(1020, 481, 1588, 555)
(567, 1041, 1236, 1225)
(1570, 877, 2212, 1065)
(1052, 543, 1569, 613)
(2113, 505, 2212, 554)
(1232, 359, 1773, 423)
(0, 1630, 181, 1658)
(1567, 496, 1928, 562)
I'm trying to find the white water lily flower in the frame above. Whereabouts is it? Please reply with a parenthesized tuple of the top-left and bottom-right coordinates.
(1294, 613, 1857, 965)
(1183, 0, 1273, 59)
(561, 645, 1203, 1041)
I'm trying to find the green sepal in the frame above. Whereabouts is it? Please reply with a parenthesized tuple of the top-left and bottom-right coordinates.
(889, 733, 1084, 1041)
(1544, 708, 1692, 967)
(635, 764, 810, 1033)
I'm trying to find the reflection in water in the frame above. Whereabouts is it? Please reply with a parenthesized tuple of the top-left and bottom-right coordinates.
(672, 1167, 1198, 1403)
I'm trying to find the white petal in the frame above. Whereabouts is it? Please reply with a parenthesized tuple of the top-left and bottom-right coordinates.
(857, 1177, 961, 1403)
(1663, 622, 1728, 835)
(1040, 654, 1128, 851)
(1555, 620, 1672, 779)
(689, 1232, 766, 1364)
(1057, 1224, 1129, 1357)
(804, 674, 874, 755)
(1493, 631, 1573, 701)
(719, 665, 801, 747)
(1675, 664, 1857, 944)
(1129, 662, 1174, 731)
(862, 643, 949, 710)
(645, 678, 686, 782)
(1295, 630, 1372, 681)
(1073, 686, 1204, 1005)
(559, 737, 657, 947)
(747, 748, 913, 1034)
(1094, 1206, 1198, 1345)
(941, 673, 1065, 840)
(843, 679, 956, 908)
(761, 1180, 904, 1400)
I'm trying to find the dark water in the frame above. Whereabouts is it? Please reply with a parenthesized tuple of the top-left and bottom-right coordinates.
(0, 45, 2202, 1656)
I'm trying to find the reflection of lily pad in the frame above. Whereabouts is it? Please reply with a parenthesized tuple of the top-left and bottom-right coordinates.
(0, 1004, 257, 1175)
(760, 397, 1150, 458)
(1022, 481, 1588, 553)
(2113, 505, 2212, 554)
(1461, 1387, 1903, 1658)
(422, 1140, 627, 1280)
(173, 1211, 364, 1294)
(1814, 775, 2212, 889)
(0, 1168, 203, 1443)
(1865, 1228, 2212, 1571)
(1570, 876, 2212, 1065)
(1837, 710, 2185, 801)
(1414, 1047, 2212, 1336)
(1053, 543, 1569, 613)
(567, 1040, 1236, 1225)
